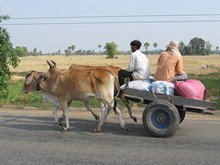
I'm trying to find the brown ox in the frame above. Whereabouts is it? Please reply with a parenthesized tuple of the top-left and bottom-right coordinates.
(21, 60, 128, 132)
(69, 64, 137, 123)
(22, 64, 122, 124)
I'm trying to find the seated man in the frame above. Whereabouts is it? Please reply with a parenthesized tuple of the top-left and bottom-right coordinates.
(118, 40, 151, 86)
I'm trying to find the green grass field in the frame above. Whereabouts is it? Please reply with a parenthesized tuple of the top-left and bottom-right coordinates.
(1, 75, 219, 110)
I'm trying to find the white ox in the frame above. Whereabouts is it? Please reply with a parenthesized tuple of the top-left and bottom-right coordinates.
(21, 60, 128, 132)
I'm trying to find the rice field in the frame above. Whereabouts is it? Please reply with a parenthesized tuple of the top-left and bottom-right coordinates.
(10, 54, 220, 76)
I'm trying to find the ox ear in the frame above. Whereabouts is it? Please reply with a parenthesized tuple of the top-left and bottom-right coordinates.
(25, 72, 34, 85)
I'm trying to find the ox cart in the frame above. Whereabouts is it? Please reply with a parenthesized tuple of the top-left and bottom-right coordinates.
(121, 87, 216, 138)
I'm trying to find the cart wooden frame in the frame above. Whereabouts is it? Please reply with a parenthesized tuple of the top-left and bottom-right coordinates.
(122, 87, 216, 137)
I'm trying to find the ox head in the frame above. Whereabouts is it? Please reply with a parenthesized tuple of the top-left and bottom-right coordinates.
(21, 71, 46, 94)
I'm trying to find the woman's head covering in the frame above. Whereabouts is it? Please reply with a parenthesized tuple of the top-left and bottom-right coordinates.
(166, 40, 181, 56)
(166, 40, 179, 49)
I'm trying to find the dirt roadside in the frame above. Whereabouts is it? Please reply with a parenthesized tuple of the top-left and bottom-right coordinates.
(0, 105, 219, 121)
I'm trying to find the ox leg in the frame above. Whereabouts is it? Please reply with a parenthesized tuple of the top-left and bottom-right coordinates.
(120, 95, 137, 123)
(114, 104, 129, 132)
(60, 101, 70, 131)
(85, 100, 100, 121)
(52, 105, 60, 124)
(58, 100, 72, 125)
(92, 102, 109, 133)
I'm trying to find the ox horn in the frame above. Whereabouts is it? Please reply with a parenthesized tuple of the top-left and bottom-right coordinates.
(47, 60, 56, 69)
(50, 60, 56, 66)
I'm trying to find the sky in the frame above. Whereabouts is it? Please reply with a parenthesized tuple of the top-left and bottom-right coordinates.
(1, 0, 220, 53)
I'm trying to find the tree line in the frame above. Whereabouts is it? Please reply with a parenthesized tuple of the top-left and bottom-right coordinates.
(13, 37, 220, 58)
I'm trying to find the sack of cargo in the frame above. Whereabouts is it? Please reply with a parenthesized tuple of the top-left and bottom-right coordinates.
(120, 80, 151, 91)
(174, 79, 205, 100)
(149, 81, 174, 95)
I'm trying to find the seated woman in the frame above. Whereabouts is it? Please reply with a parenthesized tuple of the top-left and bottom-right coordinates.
(155, 40, 188, 82)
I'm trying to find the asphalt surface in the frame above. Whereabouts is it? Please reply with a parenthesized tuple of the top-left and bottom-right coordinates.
(0, 107, 220, 165)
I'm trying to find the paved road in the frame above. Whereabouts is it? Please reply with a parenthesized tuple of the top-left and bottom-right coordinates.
(0, 107, 220, 165)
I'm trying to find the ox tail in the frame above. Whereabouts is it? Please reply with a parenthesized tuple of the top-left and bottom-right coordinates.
(106, 70, 120, 98)
(106, 70, 120, 115)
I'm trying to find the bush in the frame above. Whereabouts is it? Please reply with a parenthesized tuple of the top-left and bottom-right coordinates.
(104, 42, 118, 58)
(0, 14, 19, 99)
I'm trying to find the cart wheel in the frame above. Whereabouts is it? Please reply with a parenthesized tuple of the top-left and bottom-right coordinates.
(142, 99, 180, 138)
(177, 108, 186, 123)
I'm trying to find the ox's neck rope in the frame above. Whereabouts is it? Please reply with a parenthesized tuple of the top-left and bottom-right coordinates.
(37, 72, 45, 91)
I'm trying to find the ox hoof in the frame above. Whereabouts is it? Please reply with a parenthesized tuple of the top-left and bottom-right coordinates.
(58, 118, 65, 127)
(91, 128, 100, 133)
(95, 115, 100, 121)
(122, 126, 130, 132)
(58, 117, 65, 122)
(133, 117, 137, 123)
(125, 127, 130, 132)
(61, 127, 68, 132)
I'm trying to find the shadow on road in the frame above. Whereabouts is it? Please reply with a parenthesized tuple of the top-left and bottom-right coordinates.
(0, 115, 150, 137)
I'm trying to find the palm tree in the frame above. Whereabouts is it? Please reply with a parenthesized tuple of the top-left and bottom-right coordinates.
(33, 48, 37, 56)
(70, 45, 75, 54)
(68, 45, 75, 55)
(153, 42, 158, 54)
(98, 45, 101, 54)
(153, 42, 158, 49)
(144, 42, 150, 55)
(64, 49, 70, 57)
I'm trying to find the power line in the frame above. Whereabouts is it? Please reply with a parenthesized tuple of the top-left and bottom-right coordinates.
(10, 13, 220, 20)
(3, 13, 220, 26)
(1, 20, 220, 26)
